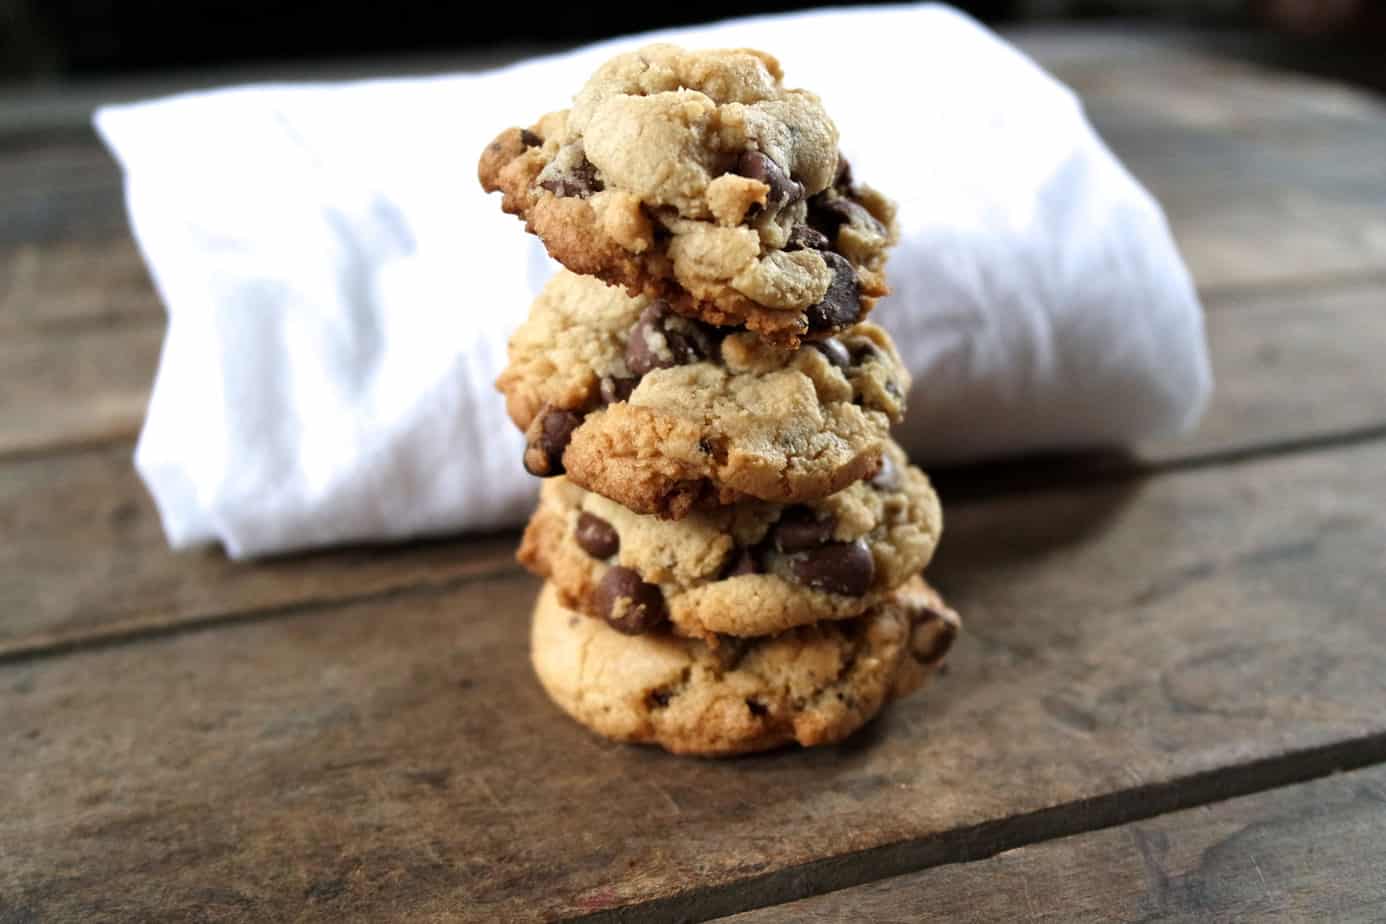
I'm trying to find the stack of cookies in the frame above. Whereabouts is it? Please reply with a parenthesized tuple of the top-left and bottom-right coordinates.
(479, 44, 960, 756)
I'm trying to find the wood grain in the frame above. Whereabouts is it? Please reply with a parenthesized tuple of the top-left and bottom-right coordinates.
(3, 440, 1385, 922)
(0, 444, 521, 659)
(0, 238, 159, 332)
(728, 763, 1386, 923)
(0, 321, 159, 458)
(0, 136, 128, 245)
(1144, 280, 1386, 461)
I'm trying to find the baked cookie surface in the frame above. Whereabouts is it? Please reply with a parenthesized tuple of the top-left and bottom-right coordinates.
(529, 575, 959, 756)
(519, 441, 941, 639)
(498, 271, 909, 518)
(479, 44, 897, 346)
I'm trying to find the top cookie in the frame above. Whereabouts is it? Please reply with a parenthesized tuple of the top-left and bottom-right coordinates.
(478, 44, 897, 347)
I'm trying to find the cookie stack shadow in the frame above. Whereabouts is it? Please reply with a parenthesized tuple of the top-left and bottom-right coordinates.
(479, 44, 960, 756)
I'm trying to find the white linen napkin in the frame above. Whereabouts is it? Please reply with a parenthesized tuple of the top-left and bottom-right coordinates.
(96, 3, 1211, 558)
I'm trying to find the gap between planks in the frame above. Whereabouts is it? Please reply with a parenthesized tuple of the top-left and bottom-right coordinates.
(587, 731, 1386, 924)
(0, 560, 519, 668)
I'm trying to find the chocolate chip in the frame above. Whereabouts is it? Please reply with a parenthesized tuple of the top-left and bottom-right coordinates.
(809, 193, 886, 240)
(626, 301, 716, 377)
(869, 454, 900, 492)
(575, 512, 619, 559)
(523, 406, 582, 477)
(834, 155, 853, 191)
(912, 608, 959, 664)
(789, 539, 875, 596)
(774, 506, 837, 552)
(600, 375, 638, 404)
(812, 337, 851, 370)
(519, 129, 542, 147)
(595, 566, 668, 634)
(850, 339, 885, 364)
(539, 159, 602, 198)
(735, 150, 804, 210)
(785, 225, 831, 252)
(719, 545, 763, 578)
(804, 253, 862, 334)
(745, 698, 769, 717)
(646, 687, 673, 708)
(714, 636, 753, 672)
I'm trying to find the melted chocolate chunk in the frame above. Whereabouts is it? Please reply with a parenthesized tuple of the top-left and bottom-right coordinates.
(911, 607, 959, 664)
(715, 636, 753, 672)
(600, 375, 639, 404)
(595, 566, 668, 634)
(626, 301, 717, 377)
(812, 337, 851, 370)
(519, 129, 542, 147)
(804, 253, 863, 334)
(789, 539, 875, 596)
(575, 512, 620, 559)
(833, 154, 853, 191)
(774, 507, 837, 552)
(719, 545, 764, 578)
(539, 159, 602, 198)
(646, 687, 673, 708)
(785, 224, 831, 252)
(810, 194, 887, 240)
(523, 406, 582, 477)
(735, 150, 804, 210)
(851, 339, 886, 364)
(869, 453, 900, 492)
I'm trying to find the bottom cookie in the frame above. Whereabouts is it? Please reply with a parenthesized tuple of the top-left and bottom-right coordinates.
(530, 575, 959, 757)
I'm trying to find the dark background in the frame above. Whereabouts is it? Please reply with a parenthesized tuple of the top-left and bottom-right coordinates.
(2, 0, 1383, 89)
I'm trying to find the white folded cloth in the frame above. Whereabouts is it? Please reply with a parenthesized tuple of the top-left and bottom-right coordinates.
(96, 3, 1211, 558)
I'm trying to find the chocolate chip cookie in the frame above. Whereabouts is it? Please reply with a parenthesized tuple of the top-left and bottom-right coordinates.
(519, 441, 941, 639)
(529, 575, 959, 756)
(478, 44, 897, 347)
(497, 270, 908, 518)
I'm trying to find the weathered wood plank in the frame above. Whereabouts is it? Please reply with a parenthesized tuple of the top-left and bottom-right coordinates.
(0, 443, 520, 659)
(0, 238, 159, 332)
(1145, 281, 1386, 460)
(2, 280, 1384, 654)
(729, 763, 1386, 923)
(0, 321, 159, 458)
(1021, 27, 1386, 131)
(3, 440, 1385, 922)
(0, 138, 128, 245)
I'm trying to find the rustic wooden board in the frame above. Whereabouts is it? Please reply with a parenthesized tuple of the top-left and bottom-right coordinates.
(0, 238, 159, 332)
(1144, 281, 1386, 461)
(1022, 27, 1386, 131)
(2, 278, 1384, 656)
(3, 440, 1385, 922)
(0, 320, 160, 458)
(0, 444, 520, 660)
(728, 763, 1386, 923)
(0, 137, 128, 245)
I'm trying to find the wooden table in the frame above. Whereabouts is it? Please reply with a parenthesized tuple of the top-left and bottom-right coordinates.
(4, 28, 1386, 922)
